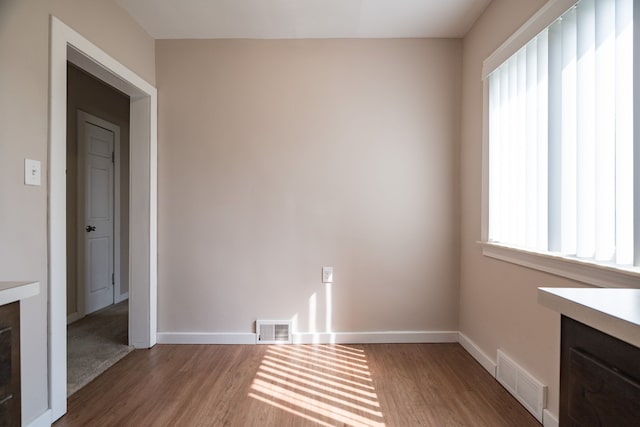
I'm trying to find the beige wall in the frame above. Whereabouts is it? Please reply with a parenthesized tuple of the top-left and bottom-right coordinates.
(156, 39, 461, 334)
(67, 63, 130, 317)
(0, 0, 154, 423)
(459, 0, 590, 417)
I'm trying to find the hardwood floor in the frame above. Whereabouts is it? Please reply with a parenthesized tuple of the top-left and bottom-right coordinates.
(54, 343, 541, 426)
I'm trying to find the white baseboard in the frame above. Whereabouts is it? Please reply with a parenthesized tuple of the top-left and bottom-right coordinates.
(458, 332, 497, 377)
(293, 331, 459, 344)
(543, 409, 559, 427)
(131, 339, 154, 349)
(67, 312, 79, 325)
(26, 409, 51, 427)
(157, 332, 256, 344)
(115, 292, 129, 304)
(157, 331, 459, 345)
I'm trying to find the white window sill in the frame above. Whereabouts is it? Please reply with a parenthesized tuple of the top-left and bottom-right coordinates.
(479, 242, 640, 289)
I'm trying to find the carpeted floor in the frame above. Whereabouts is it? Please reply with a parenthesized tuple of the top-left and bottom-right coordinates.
(67, 300, 133, 396)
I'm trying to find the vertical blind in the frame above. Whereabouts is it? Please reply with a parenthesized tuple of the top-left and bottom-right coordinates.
(488, 0, 634, 266)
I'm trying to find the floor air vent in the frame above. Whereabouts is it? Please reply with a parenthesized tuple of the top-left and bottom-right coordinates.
(256, 320, 292, 344)
(496, 349, 547, 422)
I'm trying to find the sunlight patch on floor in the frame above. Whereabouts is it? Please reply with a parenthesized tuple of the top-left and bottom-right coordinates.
(249, 344, 386, 427)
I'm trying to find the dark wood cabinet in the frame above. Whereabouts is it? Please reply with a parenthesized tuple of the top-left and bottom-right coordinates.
(561, 316, 640, 427)
(0, 302, 20, 427)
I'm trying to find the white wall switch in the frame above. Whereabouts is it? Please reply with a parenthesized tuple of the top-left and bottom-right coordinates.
(25, 158, 41, 186)
(322, 267, 333, 283)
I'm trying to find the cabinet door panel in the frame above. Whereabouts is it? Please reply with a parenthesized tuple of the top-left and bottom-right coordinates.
(0, 303, 19, 427)
(561, 316, 640, 427)
(568, 347, 640, 426)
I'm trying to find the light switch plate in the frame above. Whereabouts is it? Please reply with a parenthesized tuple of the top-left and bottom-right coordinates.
(322, 267, 333, 283)
(25, 158, 41, 186)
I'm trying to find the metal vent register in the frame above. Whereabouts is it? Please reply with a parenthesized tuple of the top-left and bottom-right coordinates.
(256, 320, 292, 344)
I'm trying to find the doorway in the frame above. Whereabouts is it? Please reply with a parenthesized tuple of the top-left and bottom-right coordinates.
(49, 16, 158, 422)
(65, 66, 133, 396)
(67, 67, 130, 321)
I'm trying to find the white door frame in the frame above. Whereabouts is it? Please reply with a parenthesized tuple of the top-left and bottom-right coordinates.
(76, 111, 123, 317)
(49, 16, 157, 422)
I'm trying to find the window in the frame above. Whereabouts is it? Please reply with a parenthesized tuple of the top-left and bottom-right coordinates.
(482, 0, 639, 286)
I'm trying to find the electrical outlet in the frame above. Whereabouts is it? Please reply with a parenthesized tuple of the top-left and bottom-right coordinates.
(322, 267, 333, 283)
(25, 158, 41, 186)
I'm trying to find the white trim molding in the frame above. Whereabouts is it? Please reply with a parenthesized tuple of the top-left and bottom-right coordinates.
(115, 291, 129, 304)
(543, 409, 559, 427)
(293, 331, 459, 345)
(26, 409, 51, 427)
(458, 332, 497, 377)
(49, 15, 157, 422)
(481, 242, 640, 288)
(157, 332, 257, 345)
(157, 331, 459, 345)
(66, 312, 79, 325)
(482, 0, 577, 79)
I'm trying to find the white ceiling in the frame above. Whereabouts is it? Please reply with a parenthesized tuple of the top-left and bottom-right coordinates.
(116, 0, 492, 39)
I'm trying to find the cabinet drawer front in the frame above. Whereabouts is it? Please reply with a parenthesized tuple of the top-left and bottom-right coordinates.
(568, 347, 640, 427)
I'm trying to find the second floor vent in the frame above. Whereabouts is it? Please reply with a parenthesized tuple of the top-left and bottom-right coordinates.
(256, 320, 292, 344)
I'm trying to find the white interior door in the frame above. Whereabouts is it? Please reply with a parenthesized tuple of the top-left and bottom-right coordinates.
(82, 120, 115, 314)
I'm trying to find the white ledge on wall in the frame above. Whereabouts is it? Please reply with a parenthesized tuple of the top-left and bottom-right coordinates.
(0, 281, 40, 305)
(480, 242, 640, 289)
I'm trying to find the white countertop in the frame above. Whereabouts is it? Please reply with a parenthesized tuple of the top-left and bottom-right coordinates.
(0, 281, 40, 306)
(538, 287, 640, 348)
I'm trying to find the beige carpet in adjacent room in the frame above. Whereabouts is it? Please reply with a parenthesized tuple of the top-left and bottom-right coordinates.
(67, 300, 133, 396)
